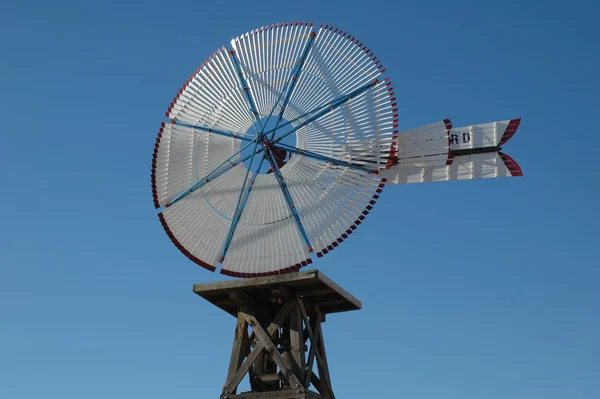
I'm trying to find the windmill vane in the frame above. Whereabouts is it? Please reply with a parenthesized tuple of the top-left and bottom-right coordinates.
(151, 21, 522, 278)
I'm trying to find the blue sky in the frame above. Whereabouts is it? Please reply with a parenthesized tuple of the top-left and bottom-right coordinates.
(1, 0, 598, 398)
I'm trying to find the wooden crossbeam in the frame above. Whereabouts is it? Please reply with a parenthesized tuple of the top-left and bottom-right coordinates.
(254, 373, 281, 382)
(304, 323, 321, 388)
(249, 299, 295, 343)
(296, 296, 314, 341)
(223, 342, 266, 396)
(241, 312, 304, 389)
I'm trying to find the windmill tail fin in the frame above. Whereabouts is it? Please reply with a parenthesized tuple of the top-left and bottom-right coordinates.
(382, 119, 522, 184)
(448, 118, 521, 148)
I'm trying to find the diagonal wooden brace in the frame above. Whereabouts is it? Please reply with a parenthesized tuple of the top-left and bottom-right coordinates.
(241, 312, 304, 389)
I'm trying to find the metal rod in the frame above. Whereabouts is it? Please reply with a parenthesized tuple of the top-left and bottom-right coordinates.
(264, 79, 379, 140)
(264, 31, 317, 134)
(263, 145, 314, 252)
(229, 49, 264, 131)
(167, 139, 262, 207)
(219, 141, 267, 263)
(173, 120, 254, 142)
(272, 142, 377, 173)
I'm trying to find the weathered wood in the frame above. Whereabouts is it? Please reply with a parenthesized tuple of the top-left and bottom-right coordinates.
(318, 312, 326, 323)
(266, 299, 295, 337)
(299, 288, 334, 297)
(306, 391, 324, 399)
(253, 300, 271, 382)
(310, 374, 322, 395)
(195, 271, 318, 294)
(270, 285, 293, 300)
(314, 311, 335, 399)
(242, 312, 303, 389)
(296, 297, 314, 342)
(249, 299, 295, 343)
(225, 314, 249, 394)
(289, 304, 305, 380)
(304, 323, 321, 389)
(254, 373, 281, 382)
(224, 390, 323, 399)
(228, 389, 306, 398)
(222, 343, 265, 397)
(314, 299, 348, 308)
(205, 270, 359, 399)
(229, 291, 256, 308)
(313, 272, 361, 310)
(194, 270, 361, 317)
(282, 315, 292, 387)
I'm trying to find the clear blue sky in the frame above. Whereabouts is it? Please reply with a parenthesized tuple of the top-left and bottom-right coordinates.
(1, 1, 598, 398)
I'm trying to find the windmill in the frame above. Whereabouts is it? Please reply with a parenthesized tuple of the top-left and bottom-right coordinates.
(151, 21, 522, 399)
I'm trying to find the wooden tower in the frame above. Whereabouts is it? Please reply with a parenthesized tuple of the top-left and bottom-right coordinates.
(193, 270, 361, 399)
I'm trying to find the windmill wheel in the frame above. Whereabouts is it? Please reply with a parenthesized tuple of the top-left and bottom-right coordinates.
(151, 22, 397, 277)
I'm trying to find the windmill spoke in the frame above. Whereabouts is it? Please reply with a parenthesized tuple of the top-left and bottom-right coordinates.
(173, 120, 254, 142)
(271, 142, 378, 173)
(167, 139, 262, 207)
(229, 49, 264, 131)
(264, 31, 317, 135)
(263, 145, 313, 253)
(219, 142, 268, 263)
(263, 79, 379, 143)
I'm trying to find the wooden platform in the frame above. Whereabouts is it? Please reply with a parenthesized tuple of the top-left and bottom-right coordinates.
(193, 270, 360, 399)
(193, 269, 361, 316)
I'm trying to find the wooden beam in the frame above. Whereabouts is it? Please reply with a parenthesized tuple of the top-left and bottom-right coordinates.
(225, 314, 250, 394)
(306, 391, 325, 399)
(249, 299, 295, 343)
(314, 299, 348, 308)
(267, 299, 295, 337)
(282, 313, 292, 386)
(222, 342, 265, 397)
(254, 373, 281, 382)
(194, 269, 361, 317)
(304, 323, 321, 388)
(270, 285, 293, 300)
(195, 271, 317, 294)
(313, 271, 362, 310)
(289, 302, 305, 380)
(310, 374, 322, 395)
(242, 312, 304, 389)
(229, 389, 306, 398)
(229, 291, 256, 308)
(298, 288, 332, 297)
(296, 296, 314, 342)
(314, 311, 335, 399)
